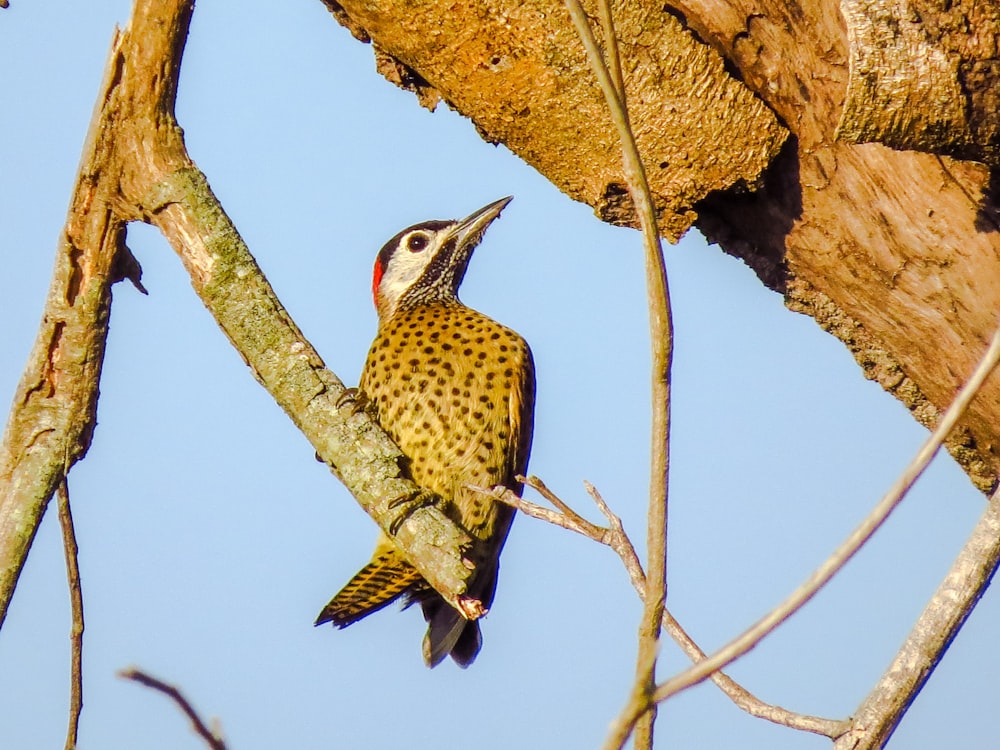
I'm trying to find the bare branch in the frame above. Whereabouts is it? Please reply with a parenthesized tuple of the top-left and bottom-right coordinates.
(470, 484, 596, 539)
(119, 668, 227, 750)
(131, 3, 474, 612)
(659, 608, 846, 737)
(476, 479, 639, 578)
(148, 168, 475, 609)
(594, 0, 624, 101)
(519, 475, 593, 529)
(645, 319, 1000, 713)
(835, 486, 1000, 749)
(583, 481, 646, 595)
(559, 1, 674, 747)
(56, 479, 84, 750)
(0, 31, 126, 629)
(481, 479, 844, 738)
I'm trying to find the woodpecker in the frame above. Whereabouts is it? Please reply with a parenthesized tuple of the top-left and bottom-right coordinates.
(316, 197, 535, 668)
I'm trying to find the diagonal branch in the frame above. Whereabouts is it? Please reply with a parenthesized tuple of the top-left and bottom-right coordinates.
(477, 478, 845, 738)
(834, 485, 1000, 750)
(119, 668, 227, 750)
(123, 1, 476, 614)
(0, 28, 129, 629)
(143, 166, 476, 612)
(627, 319, 1000, 741)
(0, 0, 478, 635)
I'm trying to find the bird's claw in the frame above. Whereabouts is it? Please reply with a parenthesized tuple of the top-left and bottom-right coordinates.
(336, 387, 370, 415)
(387, 489, 439, 535)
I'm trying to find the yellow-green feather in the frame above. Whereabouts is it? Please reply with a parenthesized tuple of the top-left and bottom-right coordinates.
(315, 539, 422, 627)
(318, 301, 535, 666)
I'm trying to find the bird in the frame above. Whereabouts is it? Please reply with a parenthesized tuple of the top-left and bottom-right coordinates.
(315, 197, 535, 668)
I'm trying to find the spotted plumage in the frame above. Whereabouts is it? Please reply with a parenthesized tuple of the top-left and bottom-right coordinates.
(316, 198, 535, 668)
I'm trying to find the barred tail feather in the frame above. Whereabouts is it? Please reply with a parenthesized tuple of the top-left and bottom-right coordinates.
(316, 548, 422, 628)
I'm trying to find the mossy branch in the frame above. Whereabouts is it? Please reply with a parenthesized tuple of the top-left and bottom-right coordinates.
(0, 0, 476, 636)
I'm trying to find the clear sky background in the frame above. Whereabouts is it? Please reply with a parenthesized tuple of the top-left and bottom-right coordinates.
(1, 1, 996, 748)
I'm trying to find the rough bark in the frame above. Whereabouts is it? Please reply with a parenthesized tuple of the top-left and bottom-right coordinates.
(323, 0, 786, 241)
(321, 0, 1000, 495)
(838, 0, 1000, 165)
(0, 31, 127, 629)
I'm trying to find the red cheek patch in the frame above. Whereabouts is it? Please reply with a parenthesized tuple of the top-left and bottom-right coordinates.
(372, 259, 385, 308)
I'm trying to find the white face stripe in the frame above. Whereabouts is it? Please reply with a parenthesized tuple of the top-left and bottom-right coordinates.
(377, 227, 454, 319)
(373, 199, 511, 321)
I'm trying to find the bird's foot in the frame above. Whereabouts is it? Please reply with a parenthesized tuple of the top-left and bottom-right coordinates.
(387, 489, 439, 535)
(336, 386, 371, 415)
(314, 389, 372, 464)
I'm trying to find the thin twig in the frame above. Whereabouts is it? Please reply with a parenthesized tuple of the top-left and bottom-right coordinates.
(596, 0, 624, 99)
(471, 484, 595, 538)
(478, 480, 844, 737)
(659, 608, 845, 737)
(57, 478, 84, 750)
(583, 481, 646, 594)
(560, 2, 674, 748)
(637, 321, 1000, 719)
(519, 475, 595, 530)
(475, 479, 639, 575)
(119, 668, 227, 750)
(834, 486, 1000, 749)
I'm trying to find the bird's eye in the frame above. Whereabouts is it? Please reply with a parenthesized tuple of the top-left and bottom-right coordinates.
(407, 233, 429, 252)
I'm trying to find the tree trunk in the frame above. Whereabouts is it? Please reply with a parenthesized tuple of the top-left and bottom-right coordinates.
(321, 0, 1000, 493)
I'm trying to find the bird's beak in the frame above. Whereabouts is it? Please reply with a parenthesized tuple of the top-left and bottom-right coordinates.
(451, 196, 513, 251)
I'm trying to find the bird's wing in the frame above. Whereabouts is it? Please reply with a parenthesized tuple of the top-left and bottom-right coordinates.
(507, 339, 536, 491)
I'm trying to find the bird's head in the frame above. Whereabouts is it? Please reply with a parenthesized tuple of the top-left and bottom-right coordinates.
(371, 196, 512, 321)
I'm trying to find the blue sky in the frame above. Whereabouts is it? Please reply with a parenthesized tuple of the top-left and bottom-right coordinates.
(1, 1, 996, 748)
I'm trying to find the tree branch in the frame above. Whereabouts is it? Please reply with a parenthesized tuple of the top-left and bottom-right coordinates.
(0, 26, 127, 628)
(144, 167, 475, 609)
(640, 319, 1000, 722)
(0, 0, 480, 631)
(132, 0, 477, 614)
(479, 478, 845, 738)
(559, 1, 674, 747)
(57, 478, 84, 750)
(834, 486, 1000, 749)
(119, 668, 227, 750)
